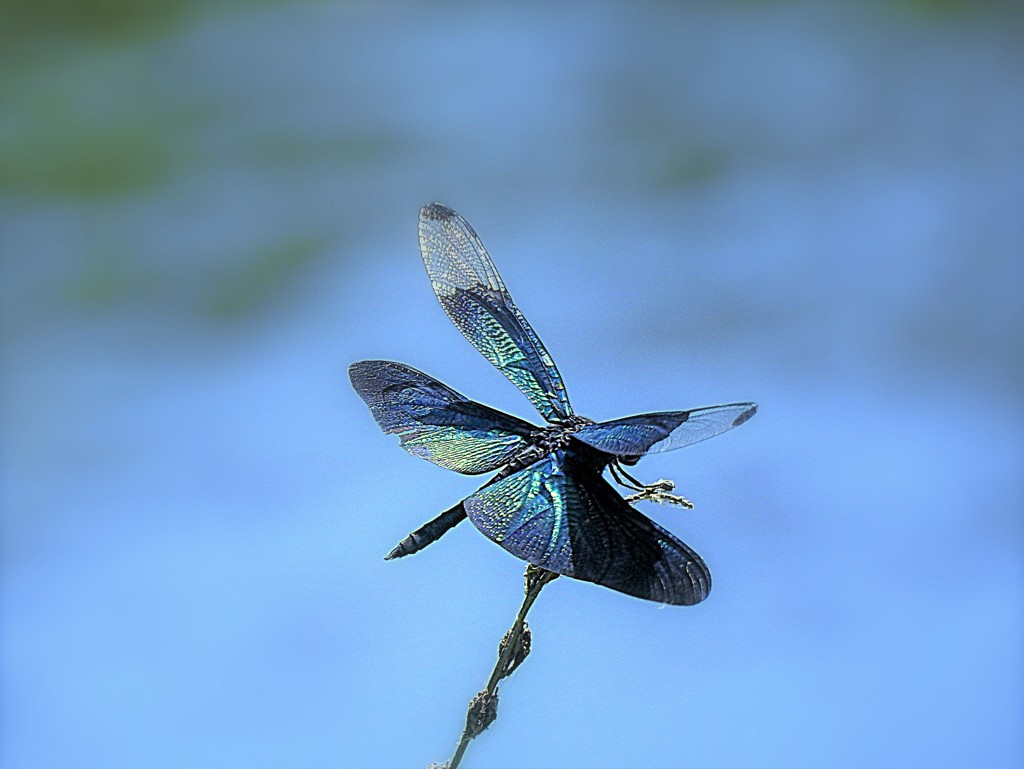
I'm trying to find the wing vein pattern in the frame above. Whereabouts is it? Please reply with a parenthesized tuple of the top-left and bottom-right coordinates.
(573, 404, 757, 458)
(419, 203, 573, 423)
(349, 360, 534, 475)
(464, 450, 711, 605)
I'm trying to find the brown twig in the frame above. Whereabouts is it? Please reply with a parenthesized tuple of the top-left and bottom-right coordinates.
(437, 564, 558, 769)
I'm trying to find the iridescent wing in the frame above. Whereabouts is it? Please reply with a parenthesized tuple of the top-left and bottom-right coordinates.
(418, 203, 573, 424)
(464, 450, 711, 605)
(572, 403, 757, 459)
(349, 360, 534, 475)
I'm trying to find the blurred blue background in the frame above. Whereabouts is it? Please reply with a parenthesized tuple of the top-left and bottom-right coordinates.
(2, 2, 1021, 768)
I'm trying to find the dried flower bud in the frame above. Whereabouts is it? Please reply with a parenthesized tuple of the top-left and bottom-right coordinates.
(498, 623, 531, 679)
(465, 689, 498, 738)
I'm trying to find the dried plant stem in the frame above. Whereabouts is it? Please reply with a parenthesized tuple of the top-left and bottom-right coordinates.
(442, 565, 558, 769)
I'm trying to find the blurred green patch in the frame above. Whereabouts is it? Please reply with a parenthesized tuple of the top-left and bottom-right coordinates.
(0, 117, 182, 199)
(64, 250, 155, 310)
(0, 0, 204, 45)
(655, 150, 730, 189)
(884, 0, 971, 16)
(203, 235, 326, 320)
(245, 133, 397, 169)
(735, 0, 982, 14)
(63, 234, 329, 323)
(0, 48, 208, 199)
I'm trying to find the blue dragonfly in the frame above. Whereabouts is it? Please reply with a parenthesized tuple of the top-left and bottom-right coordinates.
(350, 204, 756, 605)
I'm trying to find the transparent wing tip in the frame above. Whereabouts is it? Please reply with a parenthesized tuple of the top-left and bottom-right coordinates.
(732, 404, 757, 427)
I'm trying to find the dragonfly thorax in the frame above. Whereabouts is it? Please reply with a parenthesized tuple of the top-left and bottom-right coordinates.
(493, 416, 597, 481)
(529, 415, 594, 453)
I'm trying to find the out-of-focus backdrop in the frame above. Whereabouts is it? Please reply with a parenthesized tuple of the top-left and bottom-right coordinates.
(2, 2, 1021, 768)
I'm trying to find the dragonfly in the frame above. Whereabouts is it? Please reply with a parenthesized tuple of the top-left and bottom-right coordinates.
(349, 204, 756, 605)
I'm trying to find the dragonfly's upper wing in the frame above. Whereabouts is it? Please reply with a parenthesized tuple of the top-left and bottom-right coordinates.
(572, 404, 757, 459)
(418, 203, 573, 424)
(349, 360, 534, 475)
(464, 450, 710, 605)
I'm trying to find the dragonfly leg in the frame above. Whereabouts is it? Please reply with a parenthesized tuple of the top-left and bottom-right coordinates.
(611, 461, 694, 508)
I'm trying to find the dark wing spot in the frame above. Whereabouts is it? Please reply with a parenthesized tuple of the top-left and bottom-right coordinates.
(421, 202, 457, 221)
(732, 404, 757, 428)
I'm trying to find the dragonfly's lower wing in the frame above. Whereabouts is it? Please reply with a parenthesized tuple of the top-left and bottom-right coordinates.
(572, 404, 757, 459)
(464, 450, 710, 605)
(349, 360, 534, 475)
(419, 203, 574, 423)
